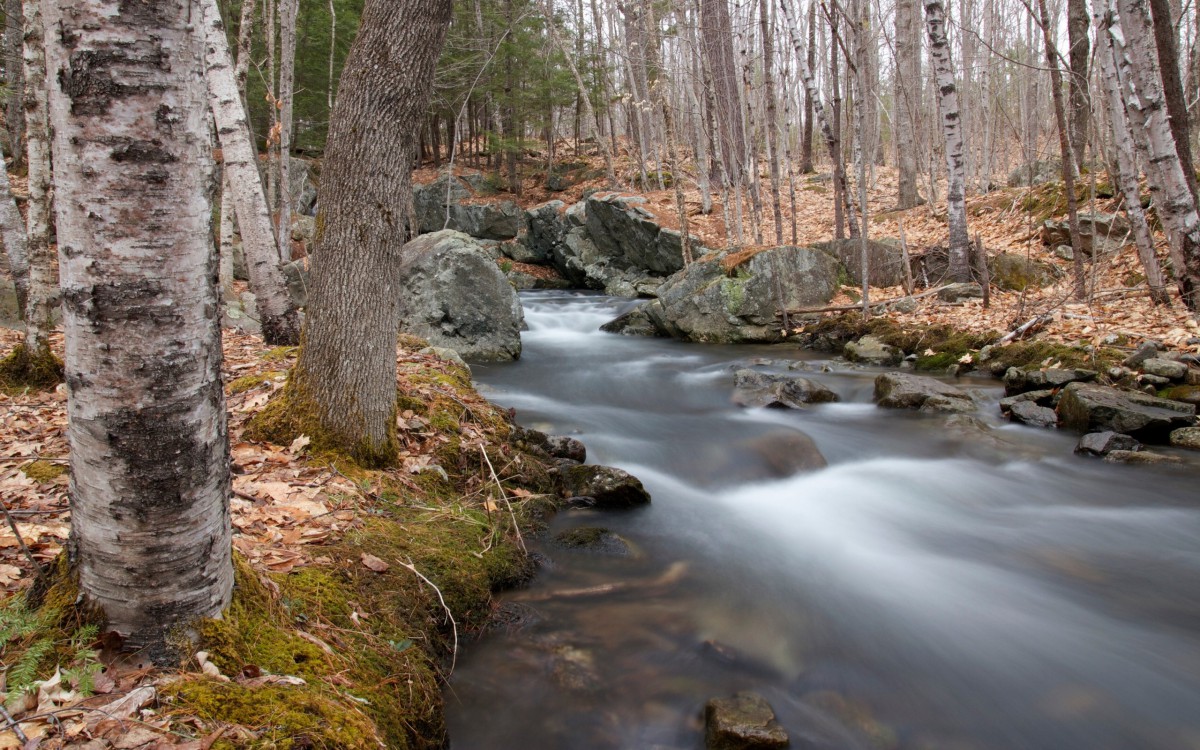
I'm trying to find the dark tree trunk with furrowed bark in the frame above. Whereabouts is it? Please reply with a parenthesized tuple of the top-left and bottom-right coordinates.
(284, 0, 454, 465)
(45, 0, 233, 662)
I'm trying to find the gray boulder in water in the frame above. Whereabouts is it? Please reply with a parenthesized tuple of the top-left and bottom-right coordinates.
(396, 230, 524, 362)
(731, 369, 839, 409)
(1056, 382, 1196, 441)
(630, 246, 839, 343)
(561, 464, 651, 508)
(874, 372, 976, 413)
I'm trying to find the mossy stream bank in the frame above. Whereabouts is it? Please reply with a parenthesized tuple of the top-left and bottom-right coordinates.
(2, 346, 568, 750)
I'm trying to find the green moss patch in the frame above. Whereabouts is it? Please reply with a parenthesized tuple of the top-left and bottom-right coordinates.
(228, 370, 286, 395)
(20, 460, 67, 483)
(0, 343, 64, 393)
(802, 314, 996, 371)
(984, 340, 1122, 373)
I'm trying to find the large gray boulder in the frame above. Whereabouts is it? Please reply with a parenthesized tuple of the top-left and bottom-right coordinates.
(523, 200, 570, 264)
(635, 246, 840, 343)
(585, 193, 686, 275)
(289, 157, 319, 216)
(1007, 158, 1063, 187)
(813, 238, 906, 287)
(281, 259, 310, 308)
(874, 372, 976, 413)
(413, 175, 521, 240)
(1057, 382, 1196, 441)
(396, 230, 524, 361)
(1041, 212, 1130, 256)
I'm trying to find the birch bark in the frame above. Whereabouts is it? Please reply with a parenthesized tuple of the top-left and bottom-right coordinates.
(923, 0, 971, 281)
(202, 0, 300, 344)
(1095, 6, 1170, 305)
(20, 0, 54, 351)
(0, 161, 27, 315)
(1111, 0, 1200, 310)
(277, 0, 297, 263)
(46, 0, 233, 661)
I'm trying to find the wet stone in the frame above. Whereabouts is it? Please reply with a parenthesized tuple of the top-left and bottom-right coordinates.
(1075, 431, 1142, 457)
(705, 691, 789, 750)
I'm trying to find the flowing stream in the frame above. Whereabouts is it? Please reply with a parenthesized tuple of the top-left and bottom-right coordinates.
(446, 291, 1200, 750)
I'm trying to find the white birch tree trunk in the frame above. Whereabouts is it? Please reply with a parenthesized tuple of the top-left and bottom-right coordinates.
(1095, 6, 1170, 305)
(202, 0, 301, 345)
(1111, 0, 1200, 309)
(778, 0, 859, 234)
(46, 0, 233, 661)
(21, 0, 55, 351)
(923, 0, 971, 281)
(277, 0, 297, 263)
(0, 162, 28, 316)
(218, 0, 258, 297)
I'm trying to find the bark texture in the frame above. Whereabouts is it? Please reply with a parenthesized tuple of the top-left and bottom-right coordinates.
(701, 0, 746, 186)
(277, 0, 297, 263)
(923, 0, 971, 281)
(46, 0, 233, 660)
(21, 0, 55, 350)
(1066, 0, 1090, 169)
(5, 0, 23, 167)
(289, 0, 453, 465)
(1096, 6, 1170, 305)
(895, 0, 922, 207)
(1112, 0, 1200, 309)
(0, 161, 28, 315)
(201, 0, 300, 344)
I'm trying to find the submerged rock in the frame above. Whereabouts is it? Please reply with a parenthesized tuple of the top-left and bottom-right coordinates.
(552, 527, 632, 556)
(1056, 382, 1196, 441)
(397, 230, 524, 362)
(704, 691, 789, 750)
(732, 369, 840, 409)
(1103, 450, 1182, 466)
(561, 465, 651, 508)
(874, 372, 975, 413)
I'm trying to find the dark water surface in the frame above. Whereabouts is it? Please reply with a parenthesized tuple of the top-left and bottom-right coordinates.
(446, 291, 1200, 750)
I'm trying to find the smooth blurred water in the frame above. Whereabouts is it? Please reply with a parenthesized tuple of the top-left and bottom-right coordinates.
(447, 291, 1200, 750)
